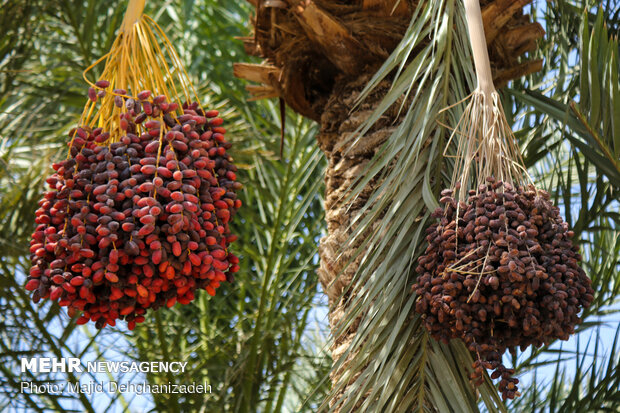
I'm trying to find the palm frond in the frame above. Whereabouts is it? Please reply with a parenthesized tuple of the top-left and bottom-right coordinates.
(500, 3, 620, 412)
(513, 4, 620, 191)
(511, 324, 620, 412)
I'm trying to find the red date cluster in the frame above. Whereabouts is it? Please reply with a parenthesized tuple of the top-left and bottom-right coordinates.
(26, 85, 241, 329)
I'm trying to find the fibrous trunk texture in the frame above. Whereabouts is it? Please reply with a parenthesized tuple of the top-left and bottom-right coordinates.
(316, 76, 402, 407)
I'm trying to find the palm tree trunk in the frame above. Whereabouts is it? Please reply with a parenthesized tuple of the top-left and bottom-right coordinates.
(316, 77, 399, 403)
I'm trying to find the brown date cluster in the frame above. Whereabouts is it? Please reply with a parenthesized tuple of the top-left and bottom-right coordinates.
(26, 83, 241, 329)
(414, 177, 593, 399)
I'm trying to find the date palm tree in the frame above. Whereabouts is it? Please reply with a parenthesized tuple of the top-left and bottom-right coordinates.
(235, 0, 620, 411)
(0, 0, 618, 412)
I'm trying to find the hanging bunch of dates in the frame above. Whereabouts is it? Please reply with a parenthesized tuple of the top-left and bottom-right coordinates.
(26, 83, 241, 330)
(414, 176, 593, 399)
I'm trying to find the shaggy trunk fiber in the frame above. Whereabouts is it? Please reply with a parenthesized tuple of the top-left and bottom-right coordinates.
(317, 76, 401, 405)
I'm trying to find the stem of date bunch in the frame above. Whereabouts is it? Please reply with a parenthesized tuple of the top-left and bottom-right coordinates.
(463, 0, 495, 99)
(121, 0, 146, 35)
